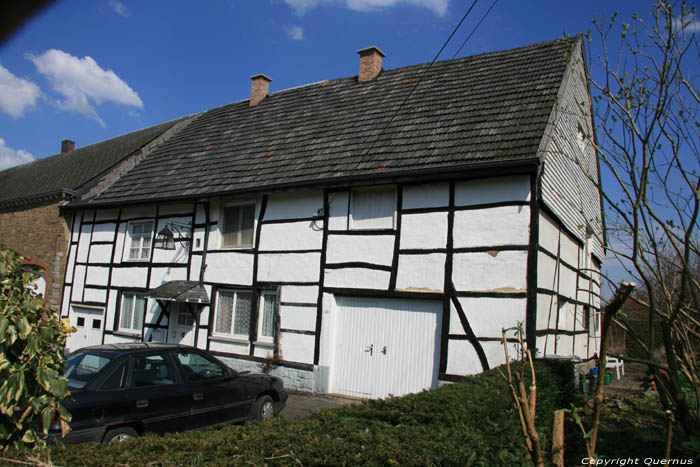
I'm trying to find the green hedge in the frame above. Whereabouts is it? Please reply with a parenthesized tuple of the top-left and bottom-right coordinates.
(33, 360, 576, 466)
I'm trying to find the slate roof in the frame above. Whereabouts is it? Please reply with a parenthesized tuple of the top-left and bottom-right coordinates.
(76, 36, 579, 206)
(0, 119, 181, 207)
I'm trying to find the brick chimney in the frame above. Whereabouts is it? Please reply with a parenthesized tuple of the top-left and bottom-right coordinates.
(357, 46, 386, 83)
(250, 74, 272, 107)
(61, 140, 75, 153)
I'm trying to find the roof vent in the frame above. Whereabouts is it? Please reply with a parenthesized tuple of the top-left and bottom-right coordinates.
(357, 46, 386, 83)
(250, 74, 272, 107)
(61, 140, 75, 153)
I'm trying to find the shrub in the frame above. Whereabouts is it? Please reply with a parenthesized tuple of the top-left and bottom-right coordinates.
(0, 244, 72, 452)
(40, 360, 575, 466)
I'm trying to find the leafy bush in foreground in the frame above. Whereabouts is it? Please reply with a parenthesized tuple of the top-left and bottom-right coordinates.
(34, 360, 576, 466)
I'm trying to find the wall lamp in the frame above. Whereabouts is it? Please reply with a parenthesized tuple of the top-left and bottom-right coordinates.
(154, 221, 192, 250)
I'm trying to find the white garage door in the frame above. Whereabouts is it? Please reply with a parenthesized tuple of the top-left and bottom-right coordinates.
(67, 306, 104, 352)
(332, 297, 442, 399)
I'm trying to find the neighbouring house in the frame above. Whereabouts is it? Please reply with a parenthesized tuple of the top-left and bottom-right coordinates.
(0, 119, 191, 310)
(58, 35, 604, 398)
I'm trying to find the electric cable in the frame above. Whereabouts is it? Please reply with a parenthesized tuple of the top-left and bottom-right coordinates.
(451, 0, 499, 59)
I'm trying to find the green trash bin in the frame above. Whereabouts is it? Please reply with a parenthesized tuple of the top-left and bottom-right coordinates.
(604, 372, 613, 385)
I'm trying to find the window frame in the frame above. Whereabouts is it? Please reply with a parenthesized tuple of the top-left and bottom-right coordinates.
(118, 292, 146, 334)
(349, 185, 397, 230)
(255, 290, 278, 344)
(220, 201, 256, 249)
(212, 289, 253, 340)
(125, 220, 154, 262)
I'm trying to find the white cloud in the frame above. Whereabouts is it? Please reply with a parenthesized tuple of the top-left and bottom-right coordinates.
(282, 0, 448, 16)
(28, 49, 143, 127)
(0, 64, 41, 118)
(286, 25, 304, 40)
(0, 138, 34, 171)
(673, 13, 700, 33)
(109, 0, 131, 17)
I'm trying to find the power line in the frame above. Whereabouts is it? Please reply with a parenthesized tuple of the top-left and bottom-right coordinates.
(451, 0, 499, 59)
(359, 0, 481, 159)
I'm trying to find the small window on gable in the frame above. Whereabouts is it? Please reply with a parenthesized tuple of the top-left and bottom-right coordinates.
(577, 124, 587, 154)
(126, 221, 154, 261)
(350, 186, 396, 230)
(221, 203, 255, 248)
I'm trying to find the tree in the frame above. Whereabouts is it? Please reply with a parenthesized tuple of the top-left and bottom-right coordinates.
(581, 1, 700, 436)
(0, 244, 72, 451)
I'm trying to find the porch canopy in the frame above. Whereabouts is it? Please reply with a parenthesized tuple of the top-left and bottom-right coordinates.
(146, 281, 209, 304)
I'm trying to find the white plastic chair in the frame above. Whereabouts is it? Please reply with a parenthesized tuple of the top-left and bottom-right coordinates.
(605, 356, 625, 380)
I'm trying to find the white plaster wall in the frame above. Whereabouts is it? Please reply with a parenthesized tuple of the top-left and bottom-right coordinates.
(399, 212, 448, 249)
(559, 267, 577, 299)
(189, 254, 202, 281)
(192, 227, 205, 253)
(556, 335, 574, 357)
(88, 244, 113, 264)
(537, 335, 557, 356)
(452, 251, 528, 292)
(264, 190, 323, 221)
(537, 253, 558, 291)
(395, 254, 445, 292)
(454, 175, 530, 206)
(449, 301, 465, 335)
(105, 289, 118, 331)
(459, 297, 527, 337)
(121, 206, 156, 220)
(281, 285, 318, 304)
(280, 332, 314, 364)
(258, 221, 323, 251)
(111, 267, 148, 288)
(149, 267, 188, 288)
(536, 293, 559, 329)
(326, 235, 394, 265)
(280, 305, 316, 332)
(204, 252, 254, 285)
(257, 253, 321, 283)
(105, 334, 139, 345)
(446, 340, 483, 375)
(482, 341, 516, 369)
(538, 212, 560, 255)
(328, 191, 349, 231)
(152, 244, 189, 264)
(402, 182, 449, 209)
(71, 266, 85, 301)
(65, 245, 77, 283)
(60, 286, 71, 317)
(560, 232, 579, 267)
(113, 224, 126, 264)
(196, 329, 208, 349)
(453, 206, 530, 248)
(85, 266, 109, 286)
(558, 301, 576, 330)
(91, 223, 116, 243)
(208, 338, 249, 355)
(77, 224, 91, 263)
(324, 268, 390, 290)
(95, 209, 119, 222)
(253, 345, 275, 359)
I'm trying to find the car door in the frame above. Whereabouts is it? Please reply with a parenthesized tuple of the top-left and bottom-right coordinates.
(126, 351, 195, 434)
(174, 350, 251, 428)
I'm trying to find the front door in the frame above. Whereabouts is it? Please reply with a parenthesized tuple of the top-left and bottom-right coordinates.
(68, 306, 104, 352)
(168, 302, 196, 346)
(331, 297, 442, 399)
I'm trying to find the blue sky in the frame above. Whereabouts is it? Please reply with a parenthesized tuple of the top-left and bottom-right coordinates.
(0, 0, 653, 167)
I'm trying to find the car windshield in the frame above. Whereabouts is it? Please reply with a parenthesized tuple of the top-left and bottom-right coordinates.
(63, 352, 113, 389)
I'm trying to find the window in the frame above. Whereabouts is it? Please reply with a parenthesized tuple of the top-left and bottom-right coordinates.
(350, 186, 396, 230)
(131, 354, 176, 387)
(177, 351, 227, 381)
(214, 290, 253, 338)
(583, 305, 591, 331)
(126, 221, 153, 261)
(119, 293, 146, 333)
(257, 291, 278, 343)
(100, 362, 127, 390)
(221, 203, 255, 248)
(577, 124, 587, 154)
(62, 352, 113, 389)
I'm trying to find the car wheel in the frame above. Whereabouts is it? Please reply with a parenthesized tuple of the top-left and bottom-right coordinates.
(102, 426, 138, 446)
(251, 395, 275, 421)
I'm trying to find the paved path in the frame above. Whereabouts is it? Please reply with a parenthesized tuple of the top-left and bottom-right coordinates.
(280, 392, 359, 420)
(606, 362, 648, 395)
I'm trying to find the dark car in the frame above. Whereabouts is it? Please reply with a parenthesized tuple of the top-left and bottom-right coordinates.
(51, 343, 288, 445)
